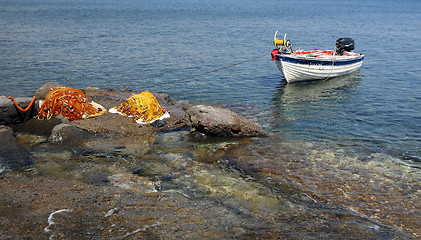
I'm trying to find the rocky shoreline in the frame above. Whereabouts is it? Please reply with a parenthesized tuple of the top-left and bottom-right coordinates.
(0, 83, 278, 239)
(1, 83, 418, 239)
(1, 82, 266, 173)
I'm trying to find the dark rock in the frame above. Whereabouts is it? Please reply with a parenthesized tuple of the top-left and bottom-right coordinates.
(80, 169, 110, 186)
(154, 92, 170, 102)
(34, 82, 63, 100)
(72, 89, 187, 136)
(84, 135, 153, 156)
(0, 125, 33, 173)
(49, 123, 83, 144)
(12, 116, 69, 136)
(185, 105, 266, 137)
(0, 125, 21, 151)
(151, 119, 166, 128)
(0, 96, 38, 125)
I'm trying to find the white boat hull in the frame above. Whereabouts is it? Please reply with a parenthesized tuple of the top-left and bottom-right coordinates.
(275, 52, 364, 83)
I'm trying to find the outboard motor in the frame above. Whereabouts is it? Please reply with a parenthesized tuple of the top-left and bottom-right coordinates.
(336, 38, 355, 55)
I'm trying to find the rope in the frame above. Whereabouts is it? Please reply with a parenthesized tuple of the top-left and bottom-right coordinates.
(113, 91, 167, 123)
(8, 96, 36, 112)
(176, 54, 267, 82)
(147, 54, 267, 88)
(37, 87, 101, 121)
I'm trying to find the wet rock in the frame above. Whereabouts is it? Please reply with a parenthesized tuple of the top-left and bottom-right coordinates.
(185, 105, 266, 137)
(162, 152, 190, 169)
(72, 89, 187, 136)
(162, 102, 187, 129)
(12, 116, 69, 136)
(49, 123, 82, 144)
(150, 119, 166, 128)
(79, 169, 110, 186)
(84, 135, 154, 156)
(0, 125, 33, 172)
(0, 96, 38, 125)
(0, 126, 21, 151)
(71, 112, 157, 136)
(34, 82, 63, 100)
(15, 133, 48, 148)
(108, 173, 157, 192)
(154, 92, 170, 102)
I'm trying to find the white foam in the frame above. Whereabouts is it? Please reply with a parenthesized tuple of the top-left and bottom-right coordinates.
(104, 207, 118, 217)
(44, 209, 72, 233)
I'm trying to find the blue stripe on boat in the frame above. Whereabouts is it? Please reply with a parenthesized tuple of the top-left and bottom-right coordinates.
(277, 55, 364, 66)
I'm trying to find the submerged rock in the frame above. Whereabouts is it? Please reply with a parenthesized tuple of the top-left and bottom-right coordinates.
(108, 173, 157, 192)
(185, 105, 266, 137)
(12, 116, 69, 136)
(0, 125, 33, 172)
(49, 123, 83, 144)
(84, 135, 154, 156)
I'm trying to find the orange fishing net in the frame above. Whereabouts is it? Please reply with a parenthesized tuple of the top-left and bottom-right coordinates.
(37, 87, 105, 121)
(111, 91, 168, 124)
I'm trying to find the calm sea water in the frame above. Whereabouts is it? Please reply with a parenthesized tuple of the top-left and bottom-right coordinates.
(2, 0, 420, 164)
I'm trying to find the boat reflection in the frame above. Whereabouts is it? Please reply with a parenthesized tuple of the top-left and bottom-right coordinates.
(271, 71, 362, 125)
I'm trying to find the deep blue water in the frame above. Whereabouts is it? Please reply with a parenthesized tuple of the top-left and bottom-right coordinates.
(1, 0, 420, 164)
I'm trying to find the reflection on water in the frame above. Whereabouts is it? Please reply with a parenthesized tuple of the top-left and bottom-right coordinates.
(276, 72, 362, 103)
(270, 73, 362, 140)
(270, 72, 420, 165)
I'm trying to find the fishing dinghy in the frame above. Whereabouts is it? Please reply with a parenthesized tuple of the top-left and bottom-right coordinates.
(271, 31, 364, 83)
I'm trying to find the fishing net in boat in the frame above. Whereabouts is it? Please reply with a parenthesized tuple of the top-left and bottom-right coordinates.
(109, 91, 170, 124)
(37, 87, 106, 121)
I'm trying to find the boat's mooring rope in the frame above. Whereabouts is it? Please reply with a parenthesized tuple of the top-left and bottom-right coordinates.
(5, 55, 266, 112)
(176, 54, 267, 83)
(147, 53, 267, 88)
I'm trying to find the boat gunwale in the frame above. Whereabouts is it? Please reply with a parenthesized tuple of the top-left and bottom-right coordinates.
(276, 52, 364, 66)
